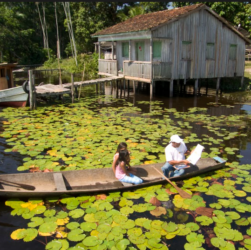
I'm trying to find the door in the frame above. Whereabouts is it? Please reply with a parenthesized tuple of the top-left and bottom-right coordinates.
(136, 42, 145, 61)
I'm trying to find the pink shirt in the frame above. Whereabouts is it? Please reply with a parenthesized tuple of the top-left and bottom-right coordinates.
(114, 153, 126, 179)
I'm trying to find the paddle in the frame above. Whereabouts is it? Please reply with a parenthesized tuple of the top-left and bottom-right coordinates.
(153, 167, 192, 199)
(0, 179, 35, 190)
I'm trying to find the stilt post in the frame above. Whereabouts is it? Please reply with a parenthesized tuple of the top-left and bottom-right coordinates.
(169, 79, 173, 97)
(216, 77, 220, 95)
(194, 79, 198, 95)
(71, 73, 74, 103)
(133, 81, 136, 94)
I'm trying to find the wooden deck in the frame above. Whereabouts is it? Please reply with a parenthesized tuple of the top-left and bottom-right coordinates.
(35, 76, 123, 96)
(62, 76, 123, 88)
(36, 84, 71, 96)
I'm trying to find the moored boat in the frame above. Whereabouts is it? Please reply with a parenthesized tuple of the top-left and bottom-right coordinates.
(0, 157, 226, 197)
(0, 63, 28, 107)
(0, 85, 28, 107)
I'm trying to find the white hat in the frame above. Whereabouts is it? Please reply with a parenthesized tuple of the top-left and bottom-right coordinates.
(170, 135, 183, 143)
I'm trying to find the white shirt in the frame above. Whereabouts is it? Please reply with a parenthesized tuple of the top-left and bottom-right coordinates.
(165, 142, 187, 162)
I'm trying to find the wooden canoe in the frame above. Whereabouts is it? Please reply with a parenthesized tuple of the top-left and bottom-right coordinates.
(0, 157, 226, 197)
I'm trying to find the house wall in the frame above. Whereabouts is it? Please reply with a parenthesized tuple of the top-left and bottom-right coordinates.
(0, 66, 14, 89)
(152, 9, 246, 79)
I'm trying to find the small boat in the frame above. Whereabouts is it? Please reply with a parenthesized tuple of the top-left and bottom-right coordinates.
(0, 85, 28, 107)
(0, 157, 226, 197)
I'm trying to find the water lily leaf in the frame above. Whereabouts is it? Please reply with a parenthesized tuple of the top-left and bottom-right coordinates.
(80, 222, 97, 232)
(123, 192, 141, 199)
(56, 211, 68, 219)
(225, 211, 240, 220)
(28, 217, 44, 227)
(67, 229, 86, 242)
(45, 239, 69, 250)
(162, 222, 177, 232)
(186, 232, 205, 244)
(82, 236, 100, 247)
(128, 228, 142, 237)
(11, 229, 27, 240)
(150, 207, 166, 217)
(116, 239, 130, 250)
(39, 222, 57, 233)
(120, 206, 134, 215)
(184, 241, 203, 250)
(69, 209, 85, 219)
(211, 237, 226, 248)
(120, 219, 135, 230)
(66, 222, 80, 230)
(119, 198, 133, 207)
(186, 222, 199, 232)
(147, 238, 163, 249)
(97, 224, 111, 234)
(44, 210, 56, 217)
(129, 234, 146, 245)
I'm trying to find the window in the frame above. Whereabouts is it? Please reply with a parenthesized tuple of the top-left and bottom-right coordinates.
(182, 41, 192, 60)
(153, 41, 162, 58)
(122, 42, 129, 57)
(206, 43, 215, 60)
(229, 44, 237, 60)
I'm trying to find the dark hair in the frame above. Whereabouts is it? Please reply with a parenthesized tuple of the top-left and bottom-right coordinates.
(118, 149, 130, 163)
(116, 142, 127, 153)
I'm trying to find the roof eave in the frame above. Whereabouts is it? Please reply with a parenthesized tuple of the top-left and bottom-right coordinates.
(92, 29, 150, 38)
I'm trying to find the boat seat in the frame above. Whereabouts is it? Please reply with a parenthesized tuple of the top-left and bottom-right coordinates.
(53, 173, 67, 191)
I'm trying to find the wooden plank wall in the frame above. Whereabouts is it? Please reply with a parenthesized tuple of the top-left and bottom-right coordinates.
(152, 9, 246, 80)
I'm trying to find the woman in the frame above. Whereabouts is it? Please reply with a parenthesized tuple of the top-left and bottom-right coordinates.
(112, 142, 136, 174)
(115, 149, 143, 185)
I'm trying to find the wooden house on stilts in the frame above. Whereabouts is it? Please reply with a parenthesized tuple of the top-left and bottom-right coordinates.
(92, 4, 250, 97)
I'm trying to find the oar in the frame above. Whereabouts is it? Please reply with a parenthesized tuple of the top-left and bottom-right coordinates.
(0, 179, 35, 190)
(153, 167, 192, 199)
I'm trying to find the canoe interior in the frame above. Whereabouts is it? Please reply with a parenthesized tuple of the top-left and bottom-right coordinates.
(0, 158, 226, 197)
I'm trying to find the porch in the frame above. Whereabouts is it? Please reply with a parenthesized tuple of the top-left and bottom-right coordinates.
(98, 59, 172, 82)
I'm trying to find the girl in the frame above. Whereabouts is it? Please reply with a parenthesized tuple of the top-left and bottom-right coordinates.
(115, 149, 143, 185)
(112, 142, 136, 174)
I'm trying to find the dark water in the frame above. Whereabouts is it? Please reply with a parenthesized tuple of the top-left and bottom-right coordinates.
(0, 72, 251, 249)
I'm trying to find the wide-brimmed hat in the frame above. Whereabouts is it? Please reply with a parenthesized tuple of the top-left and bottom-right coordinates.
(170, 135, 183, 143)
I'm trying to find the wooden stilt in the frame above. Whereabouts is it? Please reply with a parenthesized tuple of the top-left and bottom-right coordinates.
(206, 79, 208, 96)
(127, 80, 130, 97)
(150, 81, 153, 101)
(110, 81, 113, 95)
(123, 79, 126, 97)
(153, 81, 156, 94)
(169, 79, 173, 97)
(133, 80, 136, 94)
(241, 76, 244, 88)
(194, 79, 198, 95)
(120, 80, 122, 98)
(71, 74, 74, 103)
(32, 72, 36, 109)
(28, 70, 34, 110)
(216, 78, 220, 95)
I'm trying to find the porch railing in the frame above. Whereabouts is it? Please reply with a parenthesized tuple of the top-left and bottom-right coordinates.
(98, 59, 118, 76)
(123, 60, 172, 80)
